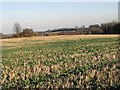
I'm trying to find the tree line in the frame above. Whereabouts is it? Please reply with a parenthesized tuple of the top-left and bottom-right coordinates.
(0, 21, 119, 39)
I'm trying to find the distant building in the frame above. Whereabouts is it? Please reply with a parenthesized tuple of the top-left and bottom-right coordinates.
(88, 24, 103, 34)
(89, 24, 100, 28)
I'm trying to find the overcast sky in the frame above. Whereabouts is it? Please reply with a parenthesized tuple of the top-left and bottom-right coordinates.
(0, 1, 118, 34)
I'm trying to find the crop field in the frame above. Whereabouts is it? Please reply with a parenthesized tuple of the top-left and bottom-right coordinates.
(0, 35, 120, 89)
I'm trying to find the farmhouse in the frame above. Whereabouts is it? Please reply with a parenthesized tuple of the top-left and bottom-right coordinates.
(88, 24, 103, 34)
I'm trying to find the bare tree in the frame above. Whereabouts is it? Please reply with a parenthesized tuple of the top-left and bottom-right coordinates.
(80, 25, 85, 30)
(13, 22, 22, 38)
(75, 26, 79, 30)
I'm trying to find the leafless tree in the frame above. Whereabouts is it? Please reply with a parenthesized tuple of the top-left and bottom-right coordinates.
(80, 25, 85, 30)
(13, 22, 22, 38)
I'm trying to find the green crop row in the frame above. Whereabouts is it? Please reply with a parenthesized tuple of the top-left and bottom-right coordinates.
(1, 37, 120, 89)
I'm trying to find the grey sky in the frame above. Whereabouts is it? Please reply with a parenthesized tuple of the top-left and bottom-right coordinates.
(1, 2, 118, 34)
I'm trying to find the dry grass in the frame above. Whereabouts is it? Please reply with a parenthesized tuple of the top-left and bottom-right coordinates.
(0, 34, 118, 42)
(1, 34, 118, 48)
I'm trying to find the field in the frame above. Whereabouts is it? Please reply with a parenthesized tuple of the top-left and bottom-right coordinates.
(0, 35, 120, 89)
